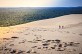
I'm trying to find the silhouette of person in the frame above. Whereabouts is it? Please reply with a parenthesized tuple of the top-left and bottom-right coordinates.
(59, 25, 61, 29)
(62, 26, 64, 29)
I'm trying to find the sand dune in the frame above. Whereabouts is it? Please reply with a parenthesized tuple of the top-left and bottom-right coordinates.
(0, 14, 82, 54)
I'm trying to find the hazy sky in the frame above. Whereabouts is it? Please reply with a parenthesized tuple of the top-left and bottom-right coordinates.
(0, 0, 82, 7)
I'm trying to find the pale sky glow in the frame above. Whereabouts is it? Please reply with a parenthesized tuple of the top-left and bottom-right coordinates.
(0, 0, 82, 7)
(0, 0, 54, 7)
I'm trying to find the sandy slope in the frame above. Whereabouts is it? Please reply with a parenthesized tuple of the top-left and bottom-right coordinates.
(0, 14, 82, 54)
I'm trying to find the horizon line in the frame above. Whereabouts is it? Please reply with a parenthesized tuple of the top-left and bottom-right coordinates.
(0, 6, 82, 8)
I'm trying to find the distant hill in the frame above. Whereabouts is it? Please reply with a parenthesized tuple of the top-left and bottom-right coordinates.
(0, 7, 82, 27)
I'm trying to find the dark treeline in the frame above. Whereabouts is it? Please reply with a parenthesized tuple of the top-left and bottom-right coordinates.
(0, 7, 82, 27)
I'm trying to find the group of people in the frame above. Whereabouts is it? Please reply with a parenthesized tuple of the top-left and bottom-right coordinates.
(59, 25, 64, 29)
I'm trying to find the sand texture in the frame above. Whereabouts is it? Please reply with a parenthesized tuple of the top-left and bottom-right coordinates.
(0, 14, 82, 54)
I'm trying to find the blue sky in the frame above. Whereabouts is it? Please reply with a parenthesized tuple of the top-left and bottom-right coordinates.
(0, 0, 82, 7)
(52, 0, 82, 7)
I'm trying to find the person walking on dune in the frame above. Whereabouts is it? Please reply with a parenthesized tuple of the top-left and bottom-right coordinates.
(62, 26, 64, 29)
(59, 25, 64, 29)
(59, 25, 61, 29)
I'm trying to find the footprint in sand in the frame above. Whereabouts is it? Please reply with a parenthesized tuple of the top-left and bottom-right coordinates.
(11, 36, 19, 39)
(63, 31, 70, 33)
(19, 39, 27, 44)
(9, 44, 14, 46)
(79, 34, 82, 36)
(79, 53, 82, 54)
(27, 49, 37, 53)
(72, 32, 76, 34)
(66, 31, 70, 33)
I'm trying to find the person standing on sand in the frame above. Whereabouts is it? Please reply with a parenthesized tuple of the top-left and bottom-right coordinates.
(59, 25, 64, 29)
(62, 26, 64, 29)
(59, 25, 61, 29)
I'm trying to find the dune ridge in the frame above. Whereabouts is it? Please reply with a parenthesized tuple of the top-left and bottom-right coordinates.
(0, 14, 82, 54)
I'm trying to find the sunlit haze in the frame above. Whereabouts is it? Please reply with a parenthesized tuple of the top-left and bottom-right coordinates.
(0, 0, 82, 7)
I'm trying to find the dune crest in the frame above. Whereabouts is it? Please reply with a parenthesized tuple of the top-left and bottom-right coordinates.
(0, 14, 82, 54)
